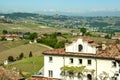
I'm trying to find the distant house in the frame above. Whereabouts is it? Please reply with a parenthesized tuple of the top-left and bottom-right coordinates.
(0, 16, 5, 19)
(72, 32, 78, 36)
(111, 36, 120, 40)
(3, 59, 8, 65)
(0, 34, 22, 41)
(5, 34, 20, 40)
(37, 35, 44, 39)
(29, 39, 37, 44)
(100, 33, 107, 38)
(42, 37, 120, 80)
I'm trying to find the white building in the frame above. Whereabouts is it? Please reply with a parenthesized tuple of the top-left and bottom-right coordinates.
(43, 37, 120, 80)
(3, 60, 8, 65)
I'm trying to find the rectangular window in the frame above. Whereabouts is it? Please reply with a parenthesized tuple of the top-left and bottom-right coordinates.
(79, 59, 82, 64)
(49, 57, 53, 62)
(48, 70, 53, 77)
(112, 61, 116, 67)
(70, 58, 73, 64)
(88, 60, 91, 65)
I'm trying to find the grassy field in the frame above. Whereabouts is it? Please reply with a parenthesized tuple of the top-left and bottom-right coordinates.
(5, 56, 44, 78)
(0, 40, 28, 52)
(0, 22, 73, 34)
(0, 40, 51, 63)
(0, 40, 51, 78)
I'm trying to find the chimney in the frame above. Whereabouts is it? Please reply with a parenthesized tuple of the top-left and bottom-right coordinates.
(102, 41, 106, 50)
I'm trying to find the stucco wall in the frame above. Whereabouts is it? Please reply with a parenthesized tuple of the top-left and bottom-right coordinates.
(65, 39, 96, 54)
(44, 55, 119, 79)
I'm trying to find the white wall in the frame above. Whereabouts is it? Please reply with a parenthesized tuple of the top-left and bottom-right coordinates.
(44, 55, 119, 80)
(65, 39, 96, 54)
(97, 59, 119, 79)
(44, 55, 64, 78)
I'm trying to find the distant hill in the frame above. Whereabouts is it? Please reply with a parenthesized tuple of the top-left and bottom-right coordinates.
(35, 11, 120, 17)
(0, 12, 38, 19)
(0, 12, 120, 33)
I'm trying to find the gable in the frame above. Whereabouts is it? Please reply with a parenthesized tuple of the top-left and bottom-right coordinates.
(65, 38, 96, 54)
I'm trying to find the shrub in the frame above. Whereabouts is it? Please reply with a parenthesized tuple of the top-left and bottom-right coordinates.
(29, 51, 33, 57)
(19, 53, 24, 60)
(8, 56, 14, 62)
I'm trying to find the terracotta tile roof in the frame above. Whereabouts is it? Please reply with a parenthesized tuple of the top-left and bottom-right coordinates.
(90, 43, 99, 47)
(69, 37, 97, 48)
(0, 67, 23, 80)
(97, 44, 120, 59)
(83, 36, 94, 43)
(43, 49, 96, 57)
(43, 44, 120, 60)
(28, 76, 61, 80)
(43, 48, 65, 55)
(72, 37, 94, 43)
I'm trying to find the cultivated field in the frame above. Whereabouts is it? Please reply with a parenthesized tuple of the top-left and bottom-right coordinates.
(0, 22, 72, 34)
(0, 40, 51, 63)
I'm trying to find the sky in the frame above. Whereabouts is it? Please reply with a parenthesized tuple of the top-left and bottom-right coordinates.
(0, 0, 120, 13)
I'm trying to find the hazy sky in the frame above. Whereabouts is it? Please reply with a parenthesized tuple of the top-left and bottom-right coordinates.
(0, 0, 120, 13)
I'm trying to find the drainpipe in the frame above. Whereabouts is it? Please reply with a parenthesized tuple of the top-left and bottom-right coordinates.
(95, 58, 97, 80)
(115, 59, 120, 80)
(119, 64, 120, 80)
(95, 54, 97, 80)
(63, 55, 65, 80)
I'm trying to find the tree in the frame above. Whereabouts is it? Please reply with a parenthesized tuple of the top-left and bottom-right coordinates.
(115, 39, 120, 44)
(29, 51, 33, 57)
(2, 30, 8, 34)
(80, 28, 87, 36)
(8, 56, 14, 62)
(1, 36, 6, 41)
(55, 41, 65, 48)
(19, 53, 24, 60)
(105, 34, 110, 39)
(29, 32, 38, 41)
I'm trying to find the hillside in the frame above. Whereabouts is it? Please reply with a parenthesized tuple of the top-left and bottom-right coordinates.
(0, 22, 72, 34)
(0, 40, 51, 63)
(0, 40, 28, 52)
(5, 56, 44, 78)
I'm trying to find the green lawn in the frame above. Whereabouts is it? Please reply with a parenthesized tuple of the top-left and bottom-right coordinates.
(5, 56, 44, 78)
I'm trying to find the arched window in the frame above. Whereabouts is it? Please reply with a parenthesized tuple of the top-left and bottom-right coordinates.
(78, 44, 83, 52)
(87, 74, 92, 80)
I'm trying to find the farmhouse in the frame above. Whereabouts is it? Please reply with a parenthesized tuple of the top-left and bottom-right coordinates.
(42, 37, 120, 80)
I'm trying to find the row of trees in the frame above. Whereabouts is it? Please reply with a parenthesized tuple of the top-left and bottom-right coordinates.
(37, 33, 66, 48)
(8, 51, 33, 62)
